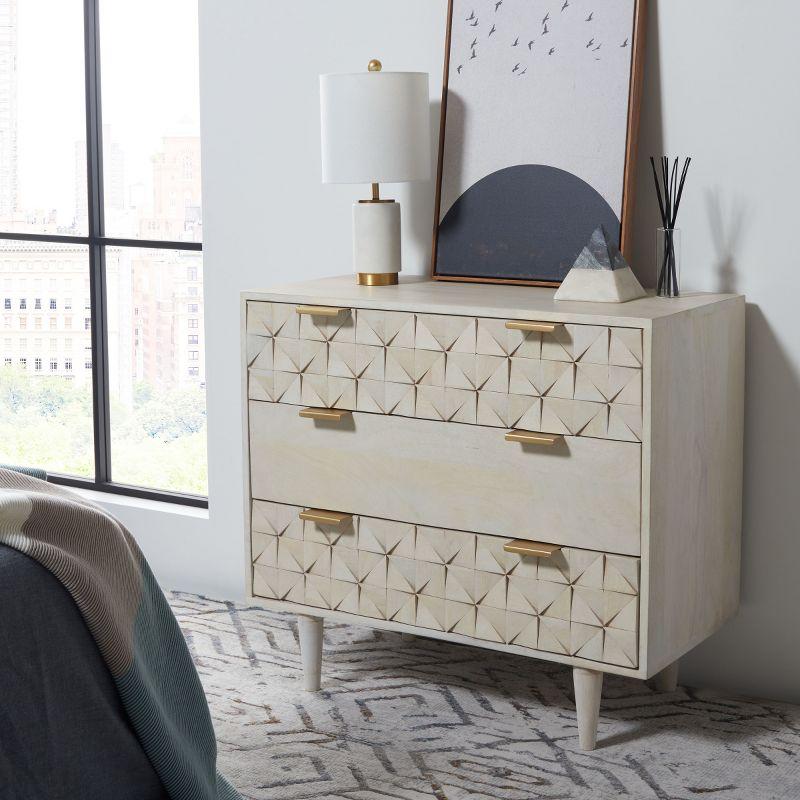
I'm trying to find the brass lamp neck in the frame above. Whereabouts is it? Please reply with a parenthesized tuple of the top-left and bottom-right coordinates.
(359, 182, 395, 205)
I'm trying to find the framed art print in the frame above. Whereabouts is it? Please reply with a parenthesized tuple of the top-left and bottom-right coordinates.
(432, 0, 646, 286)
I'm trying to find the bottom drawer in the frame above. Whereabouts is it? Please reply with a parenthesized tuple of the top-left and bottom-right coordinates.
(250, 500, 640, 669)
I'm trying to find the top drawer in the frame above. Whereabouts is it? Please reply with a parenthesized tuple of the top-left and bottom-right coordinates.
(246, 302, 644, 443)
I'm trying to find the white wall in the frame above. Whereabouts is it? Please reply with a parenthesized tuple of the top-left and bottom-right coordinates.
(123, 0, 800, 704)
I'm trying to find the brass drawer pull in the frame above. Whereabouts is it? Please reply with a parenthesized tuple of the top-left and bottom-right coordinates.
(299, 509, 353, 526)
(299, 407, 352, 422)
(295, 304, 347, 317)
(505, 430, 563, 446)
(505, 320, 560, 334)
(504, 539, 562, 558)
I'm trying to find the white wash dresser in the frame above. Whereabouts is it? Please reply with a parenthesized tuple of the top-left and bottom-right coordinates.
(241, 276, 744, 749)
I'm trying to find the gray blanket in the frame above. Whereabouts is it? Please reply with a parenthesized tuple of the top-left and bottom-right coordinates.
(0, 543, 168, 800)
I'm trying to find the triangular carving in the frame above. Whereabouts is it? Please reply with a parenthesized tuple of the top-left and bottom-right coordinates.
(445, 565, 478, 604)
(475, 572, 507, 609)
(506, 611, 538, 647)
(331, 579, 360, 613)
(445, 353, 478, 390)
(387, 556, 417, 593)
(416, 596, 446, 631)
(387, 590, 417, 625)
(604, 555, 640, 595)
(445, 601, 476, 636)
(475, 606, 506, 643)
(610, 328, 643, 367)
(570, 622, 605, 660)
(476, 391, 510, 428)
(537, 617, 571, 655)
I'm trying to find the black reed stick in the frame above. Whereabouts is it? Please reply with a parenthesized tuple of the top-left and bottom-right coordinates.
(650, 156, 691, 297)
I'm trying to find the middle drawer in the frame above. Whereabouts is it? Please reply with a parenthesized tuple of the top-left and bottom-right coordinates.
(250, 401, 642, 556)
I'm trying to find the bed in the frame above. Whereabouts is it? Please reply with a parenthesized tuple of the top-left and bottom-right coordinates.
(0, 542, 169, 800)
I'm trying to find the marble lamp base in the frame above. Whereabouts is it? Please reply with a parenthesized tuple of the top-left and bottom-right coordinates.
(353, 200, 401, 286)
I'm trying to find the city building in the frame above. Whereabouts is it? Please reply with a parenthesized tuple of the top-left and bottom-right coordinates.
(132, 248, 204, 391)
(0, 240, 130, 402)
(0, 0, 18, 218)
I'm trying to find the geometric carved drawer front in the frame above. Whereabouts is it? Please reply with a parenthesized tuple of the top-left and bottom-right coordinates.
(247, 302, 644, 443)
(250, 501, 640, 669)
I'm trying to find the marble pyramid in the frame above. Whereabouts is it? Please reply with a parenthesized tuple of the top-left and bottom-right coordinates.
(555, 226, 646, 303)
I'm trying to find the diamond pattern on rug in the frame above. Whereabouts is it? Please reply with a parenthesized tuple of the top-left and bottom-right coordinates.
(170, 593, 800, 800)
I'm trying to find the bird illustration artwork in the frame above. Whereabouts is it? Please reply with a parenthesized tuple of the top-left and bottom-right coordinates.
(542, 12, 550, 25)
(512, 36, 519, 46)
(586, 12, 594, 22)
(542, 22, 549, 34)
(512, 63, 520, 72)
(621, 38, 629, 47)
(495, 0, 503, 11)
(561, 0, 569, 11)
(548, 47, 556, 55)
(489, 24, 497, 36)
(593, 43, 602, 51)
(457, 64, 463, 74)
(519, 67, 528, 75)
(466, 9, 475, 21)
(470, 37, 478, 49)
(586, 38, 595, 48)
(528, 39, 535, 50)
(470, 18, 479, 27)
(470, 48, 477, 59)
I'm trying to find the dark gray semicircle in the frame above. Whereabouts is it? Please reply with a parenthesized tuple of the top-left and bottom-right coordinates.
(436, 164, 621, 282)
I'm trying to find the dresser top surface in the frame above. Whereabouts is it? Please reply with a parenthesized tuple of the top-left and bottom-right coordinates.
(243, 275, 742, 327)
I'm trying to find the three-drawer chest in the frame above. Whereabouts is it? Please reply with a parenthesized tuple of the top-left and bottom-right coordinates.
(242, 276, 744, 750)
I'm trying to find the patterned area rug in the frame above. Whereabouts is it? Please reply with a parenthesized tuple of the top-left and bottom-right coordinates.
(170, 593, 800, 800)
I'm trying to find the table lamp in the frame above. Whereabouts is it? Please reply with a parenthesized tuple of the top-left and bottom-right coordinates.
(320, 60, 431, 286)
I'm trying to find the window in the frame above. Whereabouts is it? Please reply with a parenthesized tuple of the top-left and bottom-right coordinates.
(188, 335, 198, 345)
(188, 318, 198, 329)
(188, 350, 198, 361)
(19, 298, 26, 310)
(0, 0, 205, 505)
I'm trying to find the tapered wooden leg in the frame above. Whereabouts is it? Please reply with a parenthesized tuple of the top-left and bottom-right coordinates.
(298, 615, 323, 692)
(649, 659, 680, 692)
(573, 667, 603, 751)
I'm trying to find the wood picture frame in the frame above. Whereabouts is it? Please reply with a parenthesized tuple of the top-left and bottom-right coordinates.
(431, 0, 647, 287)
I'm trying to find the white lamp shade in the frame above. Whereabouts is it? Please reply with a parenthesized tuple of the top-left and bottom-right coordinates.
(320, 71, 432, 185)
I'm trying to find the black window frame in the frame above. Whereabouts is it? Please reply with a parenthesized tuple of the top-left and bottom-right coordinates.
(0, 0, 206, 508)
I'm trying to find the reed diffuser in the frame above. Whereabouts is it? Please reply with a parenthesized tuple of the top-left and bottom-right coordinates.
(650, 156, 691, 298)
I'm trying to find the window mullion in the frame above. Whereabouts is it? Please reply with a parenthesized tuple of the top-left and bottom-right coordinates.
(83, 0, 111, 484)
